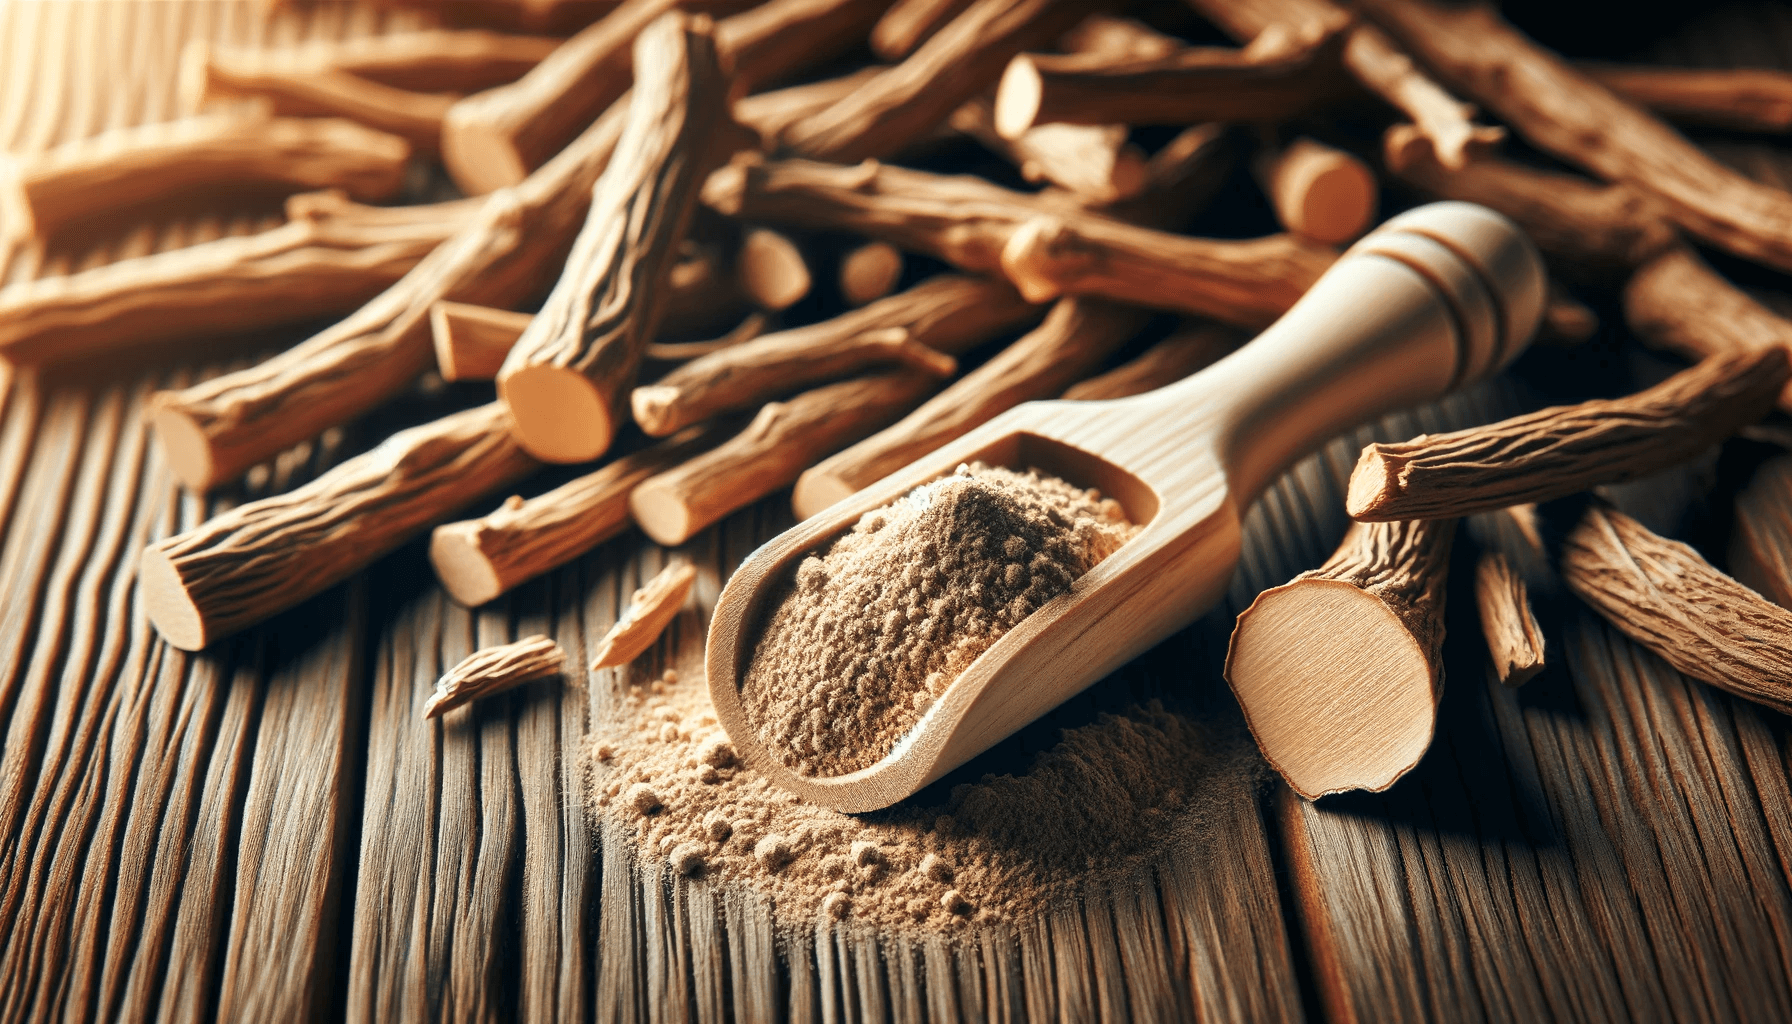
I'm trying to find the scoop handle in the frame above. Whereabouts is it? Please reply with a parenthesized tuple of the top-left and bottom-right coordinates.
(1160, 201, 1545, 505)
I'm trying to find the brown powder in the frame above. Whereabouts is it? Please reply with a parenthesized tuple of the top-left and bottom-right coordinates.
(738, 463, 1138, 777)
(586, 663, 1245, 931)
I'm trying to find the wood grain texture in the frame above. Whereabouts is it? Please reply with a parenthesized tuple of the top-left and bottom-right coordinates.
(7, 5, 1792, 1023)
(1227, 516, 1457, 799)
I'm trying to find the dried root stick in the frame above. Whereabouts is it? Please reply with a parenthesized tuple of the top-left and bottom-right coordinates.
(140, 403, 539, 651)
(630, 274, 1036, 437)
(1475, 551, 1544, 688)
(181, 40, 458, 153)
(870, 0, 974, 59)
(187, 30, 561, 95)
(1563, 503, 1792, 716)
(1579, 63, 1792, 135)
(1347, 348, 1792, 521)
(425, 635, 567, 719)
(839, 241, 903, 306)
(993, 38, 1341, 136)
(148, 100, 629, 492)
(1255, 137, 1376, 245)
(1184, 0, 1501, 168)
(432, 302, 535, 382)
(431, 427, 715, 606)
(591, 562, 699, 668)
(441, 0, 682, 194)
(1, 112, 409, 242)
(1466, 505, 1552, 687)
(1359, 0, 1792, 274)
(1731, 453, 1792, 610)
(703, 155, 1334, 327)
(780, 0, 1095, 163)
(951, 97, 1147, 206)
(444, 0, 884, 193)
(0, 192, 479, 366)
(1226, 517, 1457, 799)
(497, 12, 732, 464)
(631, 371, 937, 544)
(791, 297, 1145, 517)
(1624, 246, 1792, 414)
(1059, 322, 1241, 401)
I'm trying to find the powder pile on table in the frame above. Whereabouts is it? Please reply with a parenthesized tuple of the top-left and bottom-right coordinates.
(738, 462, 1140, 777)
(586, 663, 1247, 931)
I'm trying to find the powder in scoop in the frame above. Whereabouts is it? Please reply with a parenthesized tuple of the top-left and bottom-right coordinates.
(739, 463, 1138, 777)
(587, 662, 1244, 931)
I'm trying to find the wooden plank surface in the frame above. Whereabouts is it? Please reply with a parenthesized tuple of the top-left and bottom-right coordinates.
(3, 2, 1792, 1022)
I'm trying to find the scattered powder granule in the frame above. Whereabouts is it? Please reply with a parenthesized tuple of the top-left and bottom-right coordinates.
(671, 843, 706, 876)
(585, 656, 1247, 932)
(739, 463, 1140, 777)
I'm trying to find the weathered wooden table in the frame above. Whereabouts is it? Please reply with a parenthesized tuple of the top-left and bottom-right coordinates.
(4, 2, 1792, 1021)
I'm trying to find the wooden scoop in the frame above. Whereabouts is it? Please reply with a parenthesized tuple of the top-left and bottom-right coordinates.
(706, 202, 1545, 812)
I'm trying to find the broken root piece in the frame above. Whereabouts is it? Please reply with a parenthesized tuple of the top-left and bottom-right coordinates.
(1226, 517, 1456, 800)
(425, 635, 567, 719)
(591, 561, 699, 669)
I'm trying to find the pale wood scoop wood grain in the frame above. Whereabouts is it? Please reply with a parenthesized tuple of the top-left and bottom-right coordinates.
(706, 202, 1545, 812)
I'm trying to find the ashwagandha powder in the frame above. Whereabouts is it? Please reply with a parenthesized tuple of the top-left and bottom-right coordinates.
(738, 463, 1139, 777)
(586, 664, 1246, 931)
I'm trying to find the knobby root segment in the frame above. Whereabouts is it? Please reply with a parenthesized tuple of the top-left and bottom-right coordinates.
(425, 635, 567, 719)
(1226, 517, 1456, 800)
(590, 562, 698, 669)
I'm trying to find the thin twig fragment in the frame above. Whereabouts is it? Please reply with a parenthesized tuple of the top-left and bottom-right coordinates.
(591, 561, 699, 669)
(425, 635, 567, 719)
